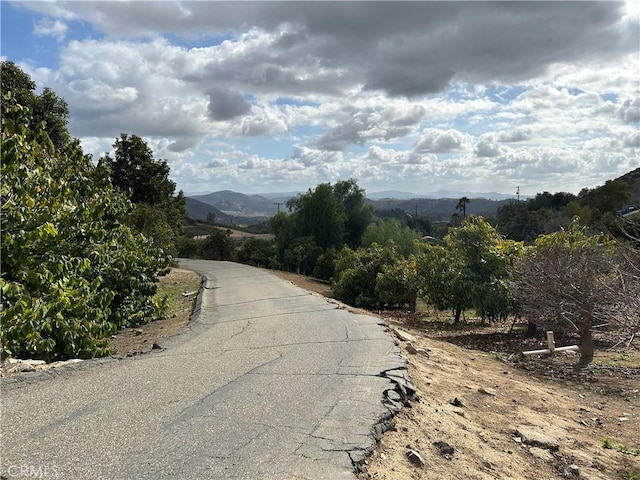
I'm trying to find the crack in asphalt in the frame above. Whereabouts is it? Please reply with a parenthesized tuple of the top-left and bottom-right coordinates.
(154, 336, 386, 359)
(212, 293, 312, 307)
(165, 352, 284, 429)
(197, 306, 339, 325)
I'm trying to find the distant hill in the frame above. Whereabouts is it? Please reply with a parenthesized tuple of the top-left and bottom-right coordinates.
(190, 190, 279, 216)
(186, 189, 515, 224)
(368, 190, 521, 201)
(616, 167, 640, 205)
(185, 197, 234, 224)
(185, 195, 272, 227)
(370, 197, 513, 221)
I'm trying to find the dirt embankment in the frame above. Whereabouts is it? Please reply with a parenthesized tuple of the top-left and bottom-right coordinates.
(359, 318, 639, 480)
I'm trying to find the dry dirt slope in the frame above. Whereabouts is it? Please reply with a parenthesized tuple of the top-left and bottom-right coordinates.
(357, 319, 639, 480)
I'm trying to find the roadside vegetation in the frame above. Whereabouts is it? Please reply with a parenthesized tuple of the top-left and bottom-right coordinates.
(1, 62, 185, 361)
(2, 60, 638, 372)
(179, 174, 639, 369)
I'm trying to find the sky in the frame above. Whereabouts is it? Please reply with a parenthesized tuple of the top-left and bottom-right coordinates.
(1, 1, 639, 197)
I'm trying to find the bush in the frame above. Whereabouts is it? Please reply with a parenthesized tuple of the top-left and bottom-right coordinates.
(176, 236, 201, 258)
(1, 104, 169, 361)
(331, 243, 401, 309)
(200, 229, 235, 260)
(235, 238, 279, 269)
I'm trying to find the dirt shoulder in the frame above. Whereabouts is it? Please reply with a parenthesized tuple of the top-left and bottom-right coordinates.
(360, 318, 639, 480)
(107, 267, 202, 356)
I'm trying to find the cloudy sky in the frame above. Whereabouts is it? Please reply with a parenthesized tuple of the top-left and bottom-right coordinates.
(2, 1, 638, 197)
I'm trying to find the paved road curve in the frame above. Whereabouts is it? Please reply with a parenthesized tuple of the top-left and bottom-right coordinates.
(1, 261, 405, 480)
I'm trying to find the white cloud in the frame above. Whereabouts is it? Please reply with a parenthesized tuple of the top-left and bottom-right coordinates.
(414, 129, 472, 153)
(33, 18, 68, 41)
(11, 1, 639, 195)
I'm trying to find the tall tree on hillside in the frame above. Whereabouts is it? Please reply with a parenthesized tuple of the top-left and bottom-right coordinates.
(333, 179, 374, 249)
(287, 182, 346, 250)
(456, 196, 470, 219)
(100, 134, 185, 255)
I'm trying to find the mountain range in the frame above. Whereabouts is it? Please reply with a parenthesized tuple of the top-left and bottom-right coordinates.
(185, 168, 640, 227)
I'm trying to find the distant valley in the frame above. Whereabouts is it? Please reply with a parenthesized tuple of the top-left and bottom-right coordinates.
(185, 167, 640, 228)
(184, 189, 520, 227)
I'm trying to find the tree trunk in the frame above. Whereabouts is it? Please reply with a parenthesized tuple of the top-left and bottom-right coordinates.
(577, 318, 594, 367)
(454, 306, 462, 323)
(409, 295, 417, 313)
(526, 321, 537, 337)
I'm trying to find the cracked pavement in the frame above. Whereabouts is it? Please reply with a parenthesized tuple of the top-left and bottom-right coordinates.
(1, 260, 406, 479)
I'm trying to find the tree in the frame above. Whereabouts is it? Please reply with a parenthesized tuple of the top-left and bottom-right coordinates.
(514, 221, 639, 366)
(456, 197, 470, 219)
(332, 179, 374, 249)
(362, 218, 422, 257)
(200, 229, 235, 260)
(376, 256, 420, 311)
(273, 179, 373, 273)
(332, 243, 401, 309)
(417, 216, 520, 323)
(1, 61, 70, 152)
(496, 202, 540, 242)
(1, 101, 169, 361)
(235, 238, 279, 269)
(100, 134, 185, 256)
(578, 180, 631, 216)
(286, 183, 345, 250)
(283, 236, 322, 274)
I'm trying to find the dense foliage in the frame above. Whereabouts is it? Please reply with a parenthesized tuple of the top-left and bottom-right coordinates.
(1, 61, 71, 153)
(1, 104, 170, 361)
(495, 181, 633, 243)
(100, 133, 186, 257)
(268, 179, 374, 274)
(362, 218, 422, 257)
(332, 243, 402, 309)
(417, 216, 521, 322)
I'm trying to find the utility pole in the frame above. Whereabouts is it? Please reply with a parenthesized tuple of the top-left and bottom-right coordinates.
(274, 201, 283, 213)
(516, 186, 520, 202)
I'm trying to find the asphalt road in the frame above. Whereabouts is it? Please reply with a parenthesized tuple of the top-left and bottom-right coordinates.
(1, 260, 406, 480)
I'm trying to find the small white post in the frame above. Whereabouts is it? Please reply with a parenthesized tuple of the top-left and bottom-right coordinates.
(546, 331, 555, 353)
(522, 330, 579, 357)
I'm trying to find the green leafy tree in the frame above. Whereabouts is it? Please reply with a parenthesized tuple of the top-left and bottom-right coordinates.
(376, 256, 420, 311)
(274, 179, 373, 269)
(1, 61, 70, 152)
(362, 218, 422, 257)
(1, 103, 169, 361)
(100, 134, 185, 256)
(578, 180, 631, 216)
(283, 236, 322, 275)
(332, 243, 401, 309)
(200, 229, 235, 260)
(332, 179, 374, 248)
(496, 202, 540, 242)
(417, 216, 520, 323)
(286, 183, 346, 250)
(235, 238, 279, 269)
